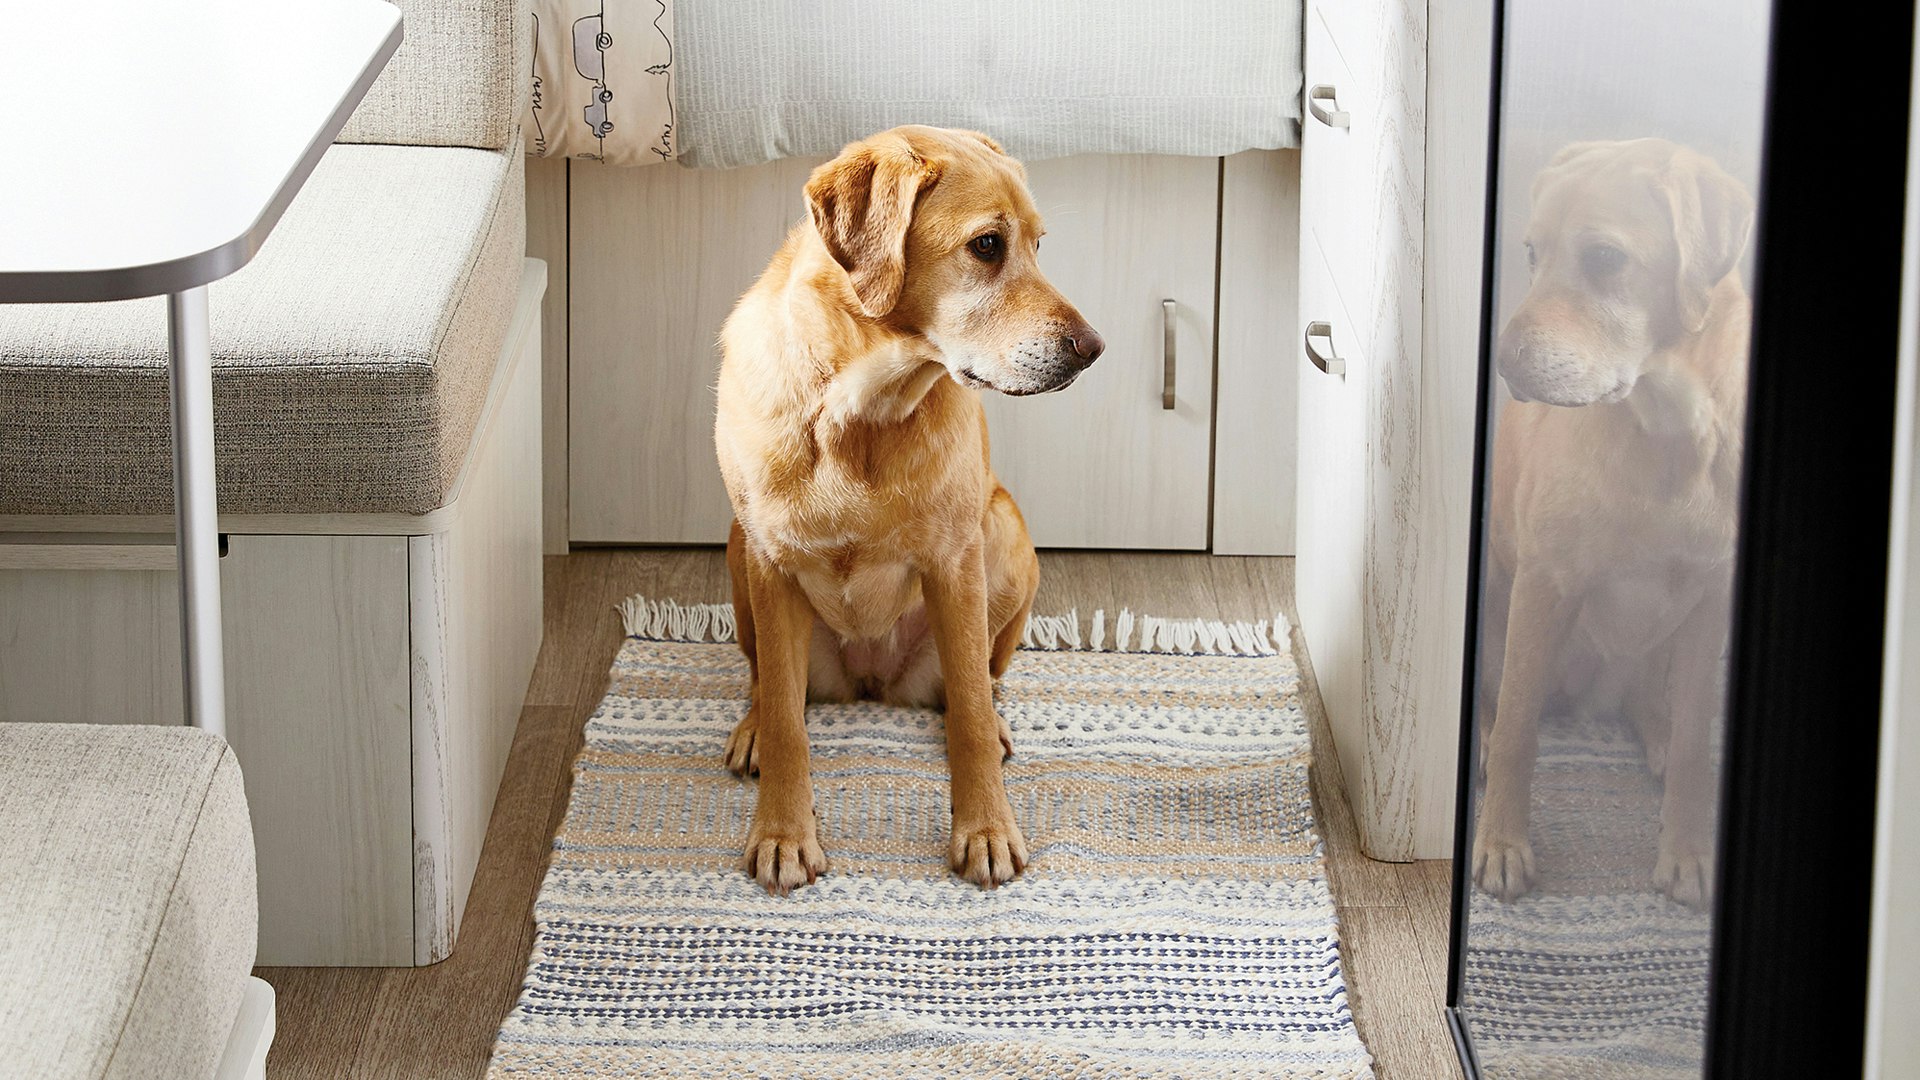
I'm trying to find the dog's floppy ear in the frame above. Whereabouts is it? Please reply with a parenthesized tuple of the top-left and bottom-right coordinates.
(1663, 151, 1755, 334)
(806, 137, 943, 318)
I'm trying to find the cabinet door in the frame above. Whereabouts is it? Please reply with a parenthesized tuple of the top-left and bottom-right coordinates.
(568, 157, 822, 545)
(567, 154, 1217, 549)
(0, 535, 416, 964)
(1295, 0, 1428, 858)
(983, 155, 1218, 550)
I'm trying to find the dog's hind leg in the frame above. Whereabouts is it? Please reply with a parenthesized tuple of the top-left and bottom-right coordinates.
(1627, 649, 1676, 780)
(724, 520, 766, 776)
(983, 485, 1038, 758)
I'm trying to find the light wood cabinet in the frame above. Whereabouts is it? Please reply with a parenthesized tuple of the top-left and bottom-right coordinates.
(1290, 0, 1428, 857)
(567, 156, 820, 546)
(1294, 0, 1489, 860)
(1295, 0, 1431, 860)
(979, 155, 1217, 550)
(557, 152, 1292, 552)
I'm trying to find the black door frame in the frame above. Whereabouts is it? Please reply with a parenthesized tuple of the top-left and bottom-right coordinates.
(1444, 0, 1914, 1075)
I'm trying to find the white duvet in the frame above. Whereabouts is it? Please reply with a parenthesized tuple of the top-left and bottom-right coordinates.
(526, 0, 1302, 168)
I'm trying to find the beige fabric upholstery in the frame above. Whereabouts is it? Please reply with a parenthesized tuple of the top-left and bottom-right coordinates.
(0, 140, 525, 515)
(338, 0, 531, 149)
(0, 724, 257, 1080)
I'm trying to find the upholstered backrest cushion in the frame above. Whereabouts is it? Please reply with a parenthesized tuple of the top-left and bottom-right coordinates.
(338, 0, 530, 149)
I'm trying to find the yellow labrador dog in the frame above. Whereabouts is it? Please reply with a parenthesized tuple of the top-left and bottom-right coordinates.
(1473, 139, 1753, 908)
(714, 126, 1102, 895)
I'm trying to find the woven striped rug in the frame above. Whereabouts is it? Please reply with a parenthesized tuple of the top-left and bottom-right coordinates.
(489, 598, 1374, 1080)
(1459, 713, 1713, 1079)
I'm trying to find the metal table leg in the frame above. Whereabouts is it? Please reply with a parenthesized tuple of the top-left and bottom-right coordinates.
(166, 287, 226, 737)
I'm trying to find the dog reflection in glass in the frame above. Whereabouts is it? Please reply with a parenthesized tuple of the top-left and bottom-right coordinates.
(1474, 138, 1754, 908)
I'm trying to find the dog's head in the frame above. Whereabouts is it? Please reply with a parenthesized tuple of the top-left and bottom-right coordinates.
(804, 126, 1103, 396)
(1497, 138, 1753, 407)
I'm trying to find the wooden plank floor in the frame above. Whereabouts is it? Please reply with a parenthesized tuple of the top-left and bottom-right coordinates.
(257, 550, 1459, 1079)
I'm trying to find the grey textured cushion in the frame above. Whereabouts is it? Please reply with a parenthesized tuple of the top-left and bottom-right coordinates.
(338, 0, 531, 149)
(0, 724, 257, 1080)
(0, 140, 525, 515)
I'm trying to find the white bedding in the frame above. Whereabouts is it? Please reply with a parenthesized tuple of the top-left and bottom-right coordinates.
(526, 0, 1302, 167)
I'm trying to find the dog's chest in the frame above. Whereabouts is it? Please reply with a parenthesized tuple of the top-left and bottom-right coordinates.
(747, 472, 927, 641)
(748, 408, 977, 559)
(1574, 561, 1709, 660)
(793, 554, 921, 642)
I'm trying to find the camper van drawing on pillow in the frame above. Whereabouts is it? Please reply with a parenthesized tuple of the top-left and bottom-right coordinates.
(573, 7, 615, 145)
(524, 0, 673, 164)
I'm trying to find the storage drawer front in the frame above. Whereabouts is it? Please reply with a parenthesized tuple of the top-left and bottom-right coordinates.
(1301, 5, 1374, 352)
(0, 534, 416, 965)
(1294, 231, 1370, 775)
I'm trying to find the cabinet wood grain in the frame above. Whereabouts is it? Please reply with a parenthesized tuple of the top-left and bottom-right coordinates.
(567, 156, 821, 545)
(1215, 150, 1301, 556)
(985, 154, 1218, 550)
(526, 156, 570, 555)
(1296, 0, 1432, 861)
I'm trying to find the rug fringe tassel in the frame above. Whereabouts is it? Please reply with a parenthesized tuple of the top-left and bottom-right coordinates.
(617, 594, 1284, 656)
(616, 596, 740, 643)
(1020, 608, 1082, 650)
(1018, 605, 1282, 655)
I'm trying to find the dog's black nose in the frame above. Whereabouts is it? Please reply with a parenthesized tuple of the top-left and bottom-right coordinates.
(1065, 326, 1105, 366)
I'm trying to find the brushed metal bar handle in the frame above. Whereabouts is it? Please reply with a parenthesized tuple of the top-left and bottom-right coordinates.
(1304, 320, 1347, 376)
(1161, 299, 1177, 409)
(1308, 84, 1350, 129)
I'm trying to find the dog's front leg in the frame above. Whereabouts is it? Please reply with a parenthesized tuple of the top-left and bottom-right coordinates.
(1473, 566, 1574, 901)
(740, 556, 828, 895)
(1652, 581, 1730, 908)
(924, 541, 1030, 888)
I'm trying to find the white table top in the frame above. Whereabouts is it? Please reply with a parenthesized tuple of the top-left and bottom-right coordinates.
(0, 0, 402, 303)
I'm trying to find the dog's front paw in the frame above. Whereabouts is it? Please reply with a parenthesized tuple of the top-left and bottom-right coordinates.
(1472, 824, 1536, 902)
(1653, 828, 1713, 909)
(724, 708, 760, 776)
(950, 804, 1029, 889)
(741, 814, 826, 896)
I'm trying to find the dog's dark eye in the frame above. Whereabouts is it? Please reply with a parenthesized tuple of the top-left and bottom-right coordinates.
(1581, 243, 1628, 279)
(1524, 242, 1536, 270)
(968, 233, 1003, 262)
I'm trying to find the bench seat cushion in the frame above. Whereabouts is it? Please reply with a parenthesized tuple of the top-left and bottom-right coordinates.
(0, 140, 524, 516)
(0, 724, 257, 1080)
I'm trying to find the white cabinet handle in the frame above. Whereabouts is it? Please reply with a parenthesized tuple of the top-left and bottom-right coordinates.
(1162, 299, 1177, 409)
(1308, 84, 1350, 129)
(1304, 321, 1347, 377)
